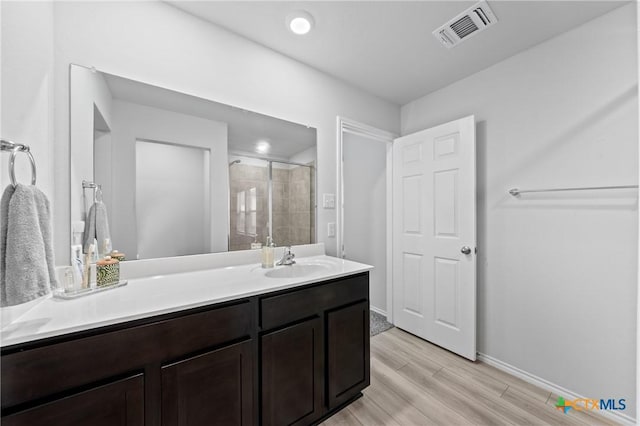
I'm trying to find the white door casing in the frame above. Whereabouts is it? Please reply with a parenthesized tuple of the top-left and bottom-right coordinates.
(337, 116, 396, 317)
(392, 115, 476, 360)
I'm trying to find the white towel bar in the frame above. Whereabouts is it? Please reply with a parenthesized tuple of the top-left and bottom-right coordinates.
(509, 185, 638, 196)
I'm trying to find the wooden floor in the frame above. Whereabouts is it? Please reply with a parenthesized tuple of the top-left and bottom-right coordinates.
(322, 327, 619, 426)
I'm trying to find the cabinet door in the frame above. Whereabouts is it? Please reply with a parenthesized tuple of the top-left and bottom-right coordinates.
(2, 374, 144, 426)
(161, 340, 253, 426)
(327, 301, 370, 409)
(261, 317, 323, 426)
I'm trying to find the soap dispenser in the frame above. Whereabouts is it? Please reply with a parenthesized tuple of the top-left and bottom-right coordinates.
(261, 236, 275, 268)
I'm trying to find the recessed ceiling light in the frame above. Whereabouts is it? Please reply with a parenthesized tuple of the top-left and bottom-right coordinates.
(286, 10, 314, 35)
(256, 141, 271, 154)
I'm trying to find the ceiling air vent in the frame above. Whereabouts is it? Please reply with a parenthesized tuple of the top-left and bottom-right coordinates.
(433, 0, 498, 49)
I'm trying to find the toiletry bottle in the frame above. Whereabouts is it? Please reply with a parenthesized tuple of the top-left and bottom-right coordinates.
(110, 250, 126, 262)
(71, 222, 85, 291)
(63, 267, 76, 293)
(100, 238, 113, 259)
(83, 243, 95, 289)
(261, 236, 274, 268)
(96, 256, 120, 287)
(250, 236, 262, 250)
(70, 246, 84, 292)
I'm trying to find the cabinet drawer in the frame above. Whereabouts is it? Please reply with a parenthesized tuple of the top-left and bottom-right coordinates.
(3, 373, 144, 426)
(260, 273, 368, 330)
(2, 301, 251, 409)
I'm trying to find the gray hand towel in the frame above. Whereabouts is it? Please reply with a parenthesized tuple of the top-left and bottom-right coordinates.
(1, 184, 58, 307)
(0, 185, 15, 296)
(82, 201, 111, 255)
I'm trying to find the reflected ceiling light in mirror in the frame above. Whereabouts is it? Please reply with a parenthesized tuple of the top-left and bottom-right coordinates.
(256, 140, 271, 154)
(286, 10, 314, 35)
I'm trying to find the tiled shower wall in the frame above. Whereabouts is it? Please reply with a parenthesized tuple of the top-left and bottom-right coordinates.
(229, 162, 314, 251)
(229, 164, 267, 251)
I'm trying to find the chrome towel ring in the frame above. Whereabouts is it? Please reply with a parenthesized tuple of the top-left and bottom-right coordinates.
(1, 139, 37, 187)
(82, 180, 103, 203)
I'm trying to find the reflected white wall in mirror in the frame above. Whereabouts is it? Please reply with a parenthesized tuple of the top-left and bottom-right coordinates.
(135, 141, 211, 259)
(70, 64, 317, 260)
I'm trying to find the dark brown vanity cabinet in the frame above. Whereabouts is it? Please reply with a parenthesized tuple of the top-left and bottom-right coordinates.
(327, 301, 370, 409)
(1, 301, 253, 426)
(259, 272, 370, 424)
(161, 340, 254, 426)
(1, 272, 369, 426)
(261, 318, 323, 426)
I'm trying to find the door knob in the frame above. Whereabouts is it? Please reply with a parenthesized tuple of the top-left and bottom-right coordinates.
(461, 246, 472, 255)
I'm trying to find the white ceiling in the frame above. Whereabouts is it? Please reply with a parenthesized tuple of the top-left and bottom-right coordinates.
(169, 1, 627, 105)
(103, 73, 316, 160)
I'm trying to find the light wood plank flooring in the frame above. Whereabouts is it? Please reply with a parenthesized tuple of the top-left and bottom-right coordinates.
(322, 328, 619, 426)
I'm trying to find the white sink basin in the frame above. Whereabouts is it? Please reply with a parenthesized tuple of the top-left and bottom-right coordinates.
(265, 264, 328, 279)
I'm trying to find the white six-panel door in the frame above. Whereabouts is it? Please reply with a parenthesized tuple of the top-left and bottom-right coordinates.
(392, 115, 476, 360)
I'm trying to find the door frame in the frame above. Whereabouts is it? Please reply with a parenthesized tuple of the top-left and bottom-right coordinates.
(336, 116, 396, 319)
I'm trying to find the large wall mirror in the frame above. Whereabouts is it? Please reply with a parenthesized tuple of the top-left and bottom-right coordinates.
(70, 64, 317, 261)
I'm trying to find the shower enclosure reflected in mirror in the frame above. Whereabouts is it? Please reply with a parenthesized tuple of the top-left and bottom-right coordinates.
(70, 64, 317, 260)
(229, 155, 315, 251)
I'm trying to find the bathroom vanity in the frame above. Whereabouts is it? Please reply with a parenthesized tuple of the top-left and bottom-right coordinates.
(0, 253, 370, 426)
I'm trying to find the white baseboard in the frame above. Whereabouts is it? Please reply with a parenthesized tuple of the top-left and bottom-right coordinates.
(477, 353, 635, 425)
(370, 305, 387, 317)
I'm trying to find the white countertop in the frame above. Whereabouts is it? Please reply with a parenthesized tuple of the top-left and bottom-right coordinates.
(0, 254, 372, 348)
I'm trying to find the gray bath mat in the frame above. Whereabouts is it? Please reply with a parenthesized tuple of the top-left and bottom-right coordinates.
(370, 310, 394, 336)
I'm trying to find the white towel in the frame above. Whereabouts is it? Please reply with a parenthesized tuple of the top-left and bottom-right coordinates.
(82, 201, 111, 255)
(0, 184, 58, 307)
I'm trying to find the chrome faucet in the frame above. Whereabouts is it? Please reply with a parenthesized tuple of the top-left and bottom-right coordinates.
(276, 246, 296, 266)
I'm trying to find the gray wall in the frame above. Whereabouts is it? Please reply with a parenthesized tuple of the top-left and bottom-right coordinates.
(0, 2, 55, 195)
(402, 4, 638, 418)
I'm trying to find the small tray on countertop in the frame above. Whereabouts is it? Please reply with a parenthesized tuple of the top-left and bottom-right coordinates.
(53, 281, 128, 300)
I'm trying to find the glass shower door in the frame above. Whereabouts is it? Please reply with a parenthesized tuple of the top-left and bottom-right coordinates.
(228, 156, 315, 251)
(228, 157, 269, 251)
